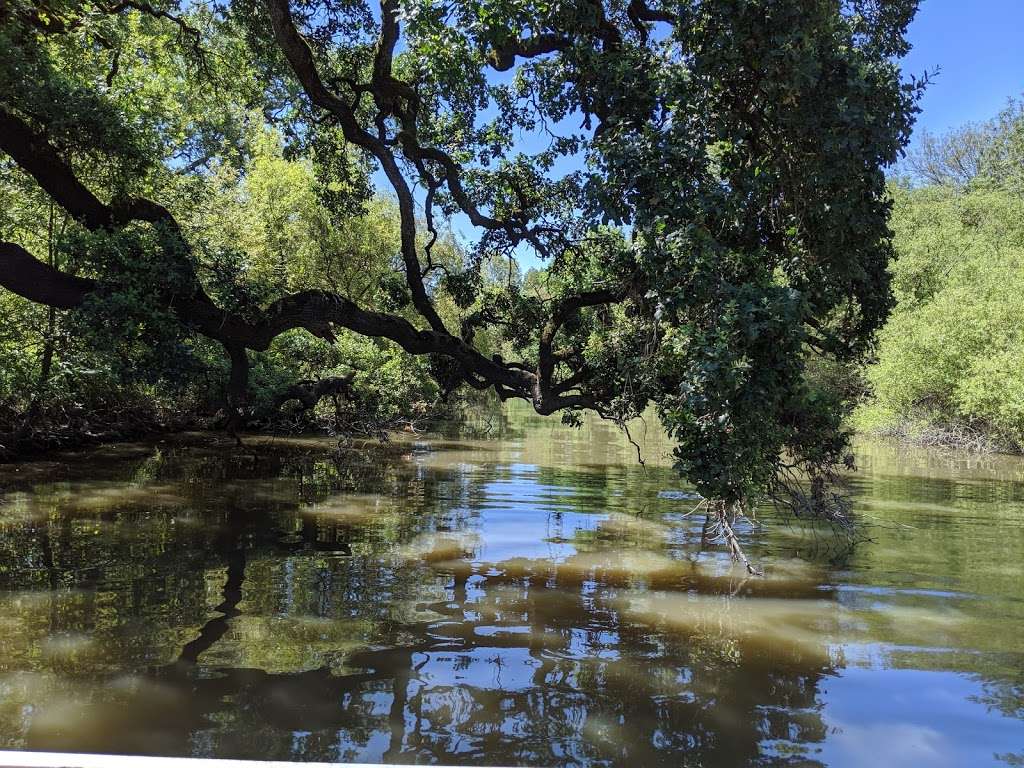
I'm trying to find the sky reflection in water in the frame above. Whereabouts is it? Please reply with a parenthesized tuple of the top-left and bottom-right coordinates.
(0, 406, 1022, 766)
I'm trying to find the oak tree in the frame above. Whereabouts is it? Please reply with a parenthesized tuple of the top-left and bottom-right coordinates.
(0, 0, 921, 542)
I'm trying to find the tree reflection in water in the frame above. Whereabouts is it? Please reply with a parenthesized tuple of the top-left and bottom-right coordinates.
(0, 426, 1022, 766)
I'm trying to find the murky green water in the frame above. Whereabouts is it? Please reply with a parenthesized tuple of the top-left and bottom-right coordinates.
(0, 406, 1022, 766)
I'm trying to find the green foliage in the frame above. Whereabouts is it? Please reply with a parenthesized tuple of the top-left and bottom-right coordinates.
(246, 330, 440, 425)
(0, 293, 48, 407)
(563, 0, 917, 502)
(0, 0, 920, 520)
(858, 105, 1024, 448)
(188, 130, 401, 307)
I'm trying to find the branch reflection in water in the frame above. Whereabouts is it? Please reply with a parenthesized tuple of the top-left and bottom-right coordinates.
(0, 405, 1022, 766)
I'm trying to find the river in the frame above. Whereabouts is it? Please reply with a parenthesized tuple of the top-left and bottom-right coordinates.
(0, 405, 1022, 766)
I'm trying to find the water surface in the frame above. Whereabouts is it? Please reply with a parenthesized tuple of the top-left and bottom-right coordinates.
(0, 407, 1022, 766)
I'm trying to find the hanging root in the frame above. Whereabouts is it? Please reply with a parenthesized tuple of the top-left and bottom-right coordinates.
(619, 419, 646, 469)
(699, 499, 763, 576)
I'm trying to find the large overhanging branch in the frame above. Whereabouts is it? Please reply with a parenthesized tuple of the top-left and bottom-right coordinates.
(0, 241, 97, 309)
(262, 0, 629, 405)
(0, 239, 606, 412)
(0, 123, 606, 415)
(0, 3, 630, 418)
(0, 107, 113, 231)
(266, 0, 556, 257)
(264, 0, 449, 336)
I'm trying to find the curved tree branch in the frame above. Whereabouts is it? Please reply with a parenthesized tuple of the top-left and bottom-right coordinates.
(488, 33, 572, 71)
(0, 4, 630, 422)
(0, 242, 96, 309)
(264, 0, 448, 335)
(0, 107, 113, 231)
(538, 287, 625, 394)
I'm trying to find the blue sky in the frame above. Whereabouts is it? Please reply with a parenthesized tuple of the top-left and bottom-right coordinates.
(902, 0, 1024, 137)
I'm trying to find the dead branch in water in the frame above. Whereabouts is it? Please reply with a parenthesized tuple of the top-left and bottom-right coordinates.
(698, 499, 763, 577)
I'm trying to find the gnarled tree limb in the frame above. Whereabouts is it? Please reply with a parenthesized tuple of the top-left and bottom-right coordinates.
(0, 0, 630, 424)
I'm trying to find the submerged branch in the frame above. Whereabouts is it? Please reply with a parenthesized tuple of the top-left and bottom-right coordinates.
(698, 499, 763, 577)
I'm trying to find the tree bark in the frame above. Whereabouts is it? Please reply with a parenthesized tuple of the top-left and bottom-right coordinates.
(224, 344, 249, 440)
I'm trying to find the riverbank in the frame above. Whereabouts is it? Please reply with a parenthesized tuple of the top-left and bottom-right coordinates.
(853, 407, 1023, 455)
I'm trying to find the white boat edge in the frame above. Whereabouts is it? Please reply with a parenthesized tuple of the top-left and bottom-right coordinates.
(0, 752, 520, 768)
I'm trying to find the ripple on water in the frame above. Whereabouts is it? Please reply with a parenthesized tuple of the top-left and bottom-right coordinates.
(0, 423, 1021, 766)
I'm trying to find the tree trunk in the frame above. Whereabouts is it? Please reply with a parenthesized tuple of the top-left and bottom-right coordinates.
(225, 344, 249, 444)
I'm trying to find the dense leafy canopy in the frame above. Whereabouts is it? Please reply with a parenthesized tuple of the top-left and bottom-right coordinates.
(858, 101, 1024, 450)
(0, 0, 919, 516)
